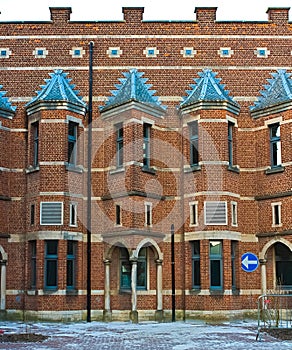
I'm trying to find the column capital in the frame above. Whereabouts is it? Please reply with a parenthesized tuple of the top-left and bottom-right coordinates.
(155, 259, 163, 265)
(259, 258, 267, 264)
(103, 259, 111, 265)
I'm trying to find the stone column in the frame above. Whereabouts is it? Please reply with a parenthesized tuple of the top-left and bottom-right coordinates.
(130, 258, 138, 323)
(0, 260, 7, 310)
(155, 259, 164, 322)
(260, 259, 267, 295)
(103, 259, 112, 321)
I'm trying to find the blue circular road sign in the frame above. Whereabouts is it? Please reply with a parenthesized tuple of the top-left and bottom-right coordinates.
(241, 252, 259, 272)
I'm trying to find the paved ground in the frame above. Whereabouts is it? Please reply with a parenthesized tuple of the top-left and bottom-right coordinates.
(0, 320, 291, 349)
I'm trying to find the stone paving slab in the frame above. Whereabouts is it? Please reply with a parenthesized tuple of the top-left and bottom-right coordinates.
(0, 321, 291, 349)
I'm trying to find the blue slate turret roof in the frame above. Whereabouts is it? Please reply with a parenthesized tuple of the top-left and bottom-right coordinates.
(26, 69, 87, 116)
(180, 69, 240, 115)
(0, 86, 16, 118)
(100, 69, 166, 116)
(250, 69, 292, 118)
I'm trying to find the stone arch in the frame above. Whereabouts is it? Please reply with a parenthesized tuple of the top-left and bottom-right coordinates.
(259, 237, 292, 260)
(132, 238, 163, 261)
(104, 239, 132, 260)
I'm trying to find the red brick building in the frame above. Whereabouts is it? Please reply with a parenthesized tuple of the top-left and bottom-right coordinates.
(0, 6, 291, 322)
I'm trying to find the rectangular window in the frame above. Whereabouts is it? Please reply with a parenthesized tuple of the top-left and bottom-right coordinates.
(272, 202, 282, 227)
(137, 248, 147, 290)
(116, 204, 121, 226)
(228, 122, 234, 166)
(192, 241, 200, 289)
(120, 247, 131, 290)
(30, 241, 37, 288)
(210, 241, 223, 289)
(145, 203, 152, 227)
(189, 201, 198, 226)
(189, 121, 199, 166)
(143, 123, 151, 168)
(231, 241, 237, 289)
(116, 123, 123, 168)
(30, 204, 35, 226)
(204, 201, 227, 225)
(231, 201, 238, 226)
(67, 241, 77, 290)
(32, 122, 39, 167)
(69, 203, 77, 227)
(40, 202, 63, 225)
(269, 123, 281, 167)
(68, 121, 78, 165)
(45, 240, 58, 289)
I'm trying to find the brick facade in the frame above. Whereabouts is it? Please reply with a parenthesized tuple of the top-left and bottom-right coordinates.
(0, 6, 291, 322)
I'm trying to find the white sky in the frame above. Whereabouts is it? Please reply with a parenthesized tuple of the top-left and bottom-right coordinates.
(0, 0, 291, 21)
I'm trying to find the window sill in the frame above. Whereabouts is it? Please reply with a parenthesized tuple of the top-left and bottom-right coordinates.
(43, 288, 58, 294)
(228, 165, 240, 173)
(142, 166, 156, 175)
(109, 167, 125, 175)
(190, 288, 201, 294)
(66, 164, 83, 173)
(66, 289, 78, 295)
(27, 289, 37, 296)
(119, 289, 131, 294)
(209, 289, 224, 295)
(265, 165, 285, 175)
(184, 165, 201, 173)
(25, 165, 40, 174)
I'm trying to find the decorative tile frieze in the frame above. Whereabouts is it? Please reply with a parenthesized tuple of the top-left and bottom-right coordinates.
(181, 47, 197, 58)
(107, 47, 122, 58)
(70, 47, 85, 58)
(0, 48, 12, 58)
(254, 47, 270, 58)
(143, 47, 159, 58)
(218, 47, 234, 58)
(33, 47, 48, 58)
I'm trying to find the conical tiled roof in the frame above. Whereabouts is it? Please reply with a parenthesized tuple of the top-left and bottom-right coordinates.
(100, 69, 166, 114)
(180, 69, 240, 114)
(26, 69, 87, 115)
(250, 70, 292, 117)
(0, 86, 16, 118)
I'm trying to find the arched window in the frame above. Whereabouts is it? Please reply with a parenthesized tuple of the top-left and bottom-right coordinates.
(275, 243, 292, 289)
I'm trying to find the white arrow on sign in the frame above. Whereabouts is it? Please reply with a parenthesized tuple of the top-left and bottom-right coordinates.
(242, 255, 258, 269)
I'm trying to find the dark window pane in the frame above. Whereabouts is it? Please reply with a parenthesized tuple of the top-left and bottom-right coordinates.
(46, 260, 57, 287)
(46, 241, 58, 255)
(137, 260, 146, 288)
(193, 260, 200, 286)
(67, 260, 74, 287)
(210, 260, 221, 287)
